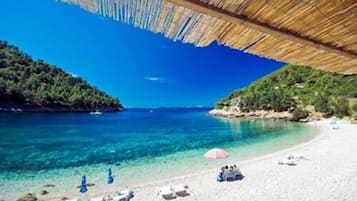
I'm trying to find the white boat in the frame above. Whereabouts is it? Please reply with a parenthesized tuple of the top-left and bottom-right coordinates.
(90, 111, 103, 115)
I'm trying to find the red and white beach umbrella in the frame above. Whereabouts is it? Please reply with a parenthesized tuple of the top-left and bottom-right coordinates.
(204, 148, 229, 159)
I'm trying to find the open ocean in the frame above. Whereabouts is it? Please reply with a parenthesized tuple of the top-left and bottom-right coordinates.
(0, 108, 317, 200)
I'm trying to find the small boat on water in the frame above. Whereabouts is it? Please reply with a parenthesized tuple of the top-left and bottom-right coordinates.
(90, 111, 103, 115)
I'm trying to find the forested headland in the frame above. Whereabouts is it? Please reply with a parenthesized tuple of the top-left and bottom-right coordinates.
(0, 41, 124, 112)
(214, 64, 357, 121)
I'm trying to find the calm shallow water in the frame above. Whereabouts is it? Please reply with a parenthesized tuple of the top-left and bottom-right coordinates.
(0, 109, 317, 200)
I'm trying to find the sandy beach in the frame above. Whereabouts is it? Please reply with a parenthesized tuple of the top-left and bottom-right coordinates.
(40, 120, 357, 201)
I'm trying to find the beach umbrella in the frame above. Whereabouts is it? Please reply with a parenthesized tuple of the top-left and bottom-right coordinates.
(204, 148, 229, 159)
(80, 175, 87, 193)
(107, 168, 114, 184)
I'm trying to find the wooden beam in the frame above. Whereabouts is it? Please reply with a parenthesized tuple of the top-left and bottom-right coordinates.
(166, 0, 357, 60)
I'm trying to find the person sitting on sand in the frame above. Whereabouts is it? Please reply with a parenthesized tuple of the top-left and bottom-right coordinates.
(222, 165, 229, 175)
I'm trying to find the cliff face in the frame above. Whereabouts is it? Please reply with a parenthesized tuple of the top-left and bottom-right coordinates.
(213, 65, 357, 121)
(0, 40, 124, 112)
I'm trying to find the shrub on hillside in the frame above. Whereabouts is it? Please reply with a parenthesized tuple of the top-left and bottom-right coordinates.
(215, 99, 230, 110)
(348, 90, 357, 98)
(352, 103, 357, 113)
(291, 107, 309, 121)
(332, 97, 350, 118)
(314, 94, 332, 113)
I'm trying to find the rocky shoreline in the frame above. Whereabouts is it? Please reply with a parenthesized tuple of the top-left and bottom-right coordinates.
(0, 103, 124, 113)
(208, 108, 307, 122)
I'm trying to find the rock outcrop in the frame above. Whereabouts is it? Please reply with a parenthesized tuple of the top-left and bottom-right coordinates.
(209, 108, 293, 120)
(16, 193, 37, 201)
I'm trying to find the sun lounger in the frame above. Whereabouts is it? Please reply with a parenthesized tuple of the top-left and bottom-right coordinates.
(172, 184, 189, 196)
(232, 168, 242, 176)
(65, 199, 80, 201)
(88, 196, 104, 201)
(288, 154, 305, 160)
(277, 158, 297, 165)
(225, 172, 235, 181)
(285, 159, 297, 165)
(223, 168, 243, 181)
(217, 166, 244, 182)
(278, 153, 307, 165)
(157, 186, 176, 199)
(115, 189, 134, 201)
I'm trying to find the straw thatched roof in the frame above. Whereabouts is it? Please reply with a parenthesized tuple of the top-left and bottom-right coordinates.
(59, 0, 357, 74)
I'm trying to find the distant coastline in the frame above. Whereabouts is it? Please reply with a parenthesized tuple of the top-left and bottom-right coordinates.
(0, 102, 123, 113)
(125, 107, 213, 110)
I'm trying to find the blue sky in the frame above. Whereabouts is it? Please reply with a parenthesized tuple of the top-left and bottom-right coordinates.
(0, 0, 285, 108)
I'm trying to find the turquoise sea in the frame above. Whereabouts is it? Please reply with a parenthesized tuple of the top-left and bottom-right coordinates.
(0, 108, 317, 200)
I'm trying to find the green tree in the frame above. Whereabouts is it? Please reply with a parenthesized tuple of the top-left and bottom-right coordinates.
(352, 103, 357, 113)
(215, 99, 229, 109)
(348, 90, 357, 98)
(291, 107, 309, 121)
(314, 94, 332, 113)
(332, 97, 350, 118)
